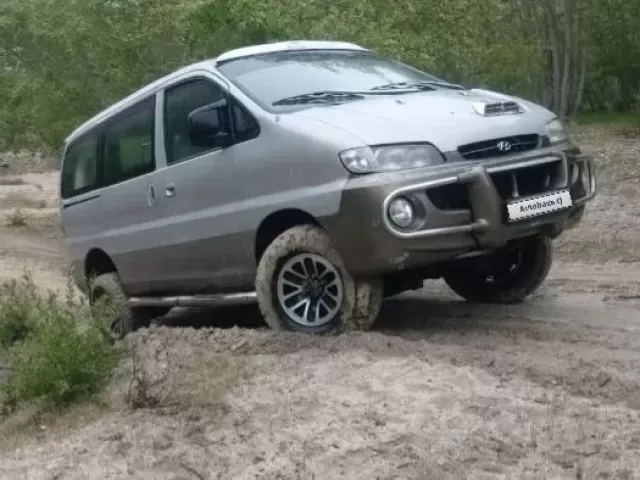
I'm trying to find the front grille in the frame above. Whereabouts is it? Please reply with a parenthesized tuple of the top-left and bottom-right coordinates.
(489, 160, 562, 202)
(458, 134, 540, 160)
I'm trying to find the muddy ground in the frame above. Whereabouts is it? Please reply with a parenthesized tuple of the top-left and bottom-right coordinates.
(0, 126, 639, 479)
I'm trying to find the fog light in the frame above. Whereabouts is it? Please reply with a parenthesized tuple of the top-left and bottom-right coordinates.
(388, 197, 415, 228)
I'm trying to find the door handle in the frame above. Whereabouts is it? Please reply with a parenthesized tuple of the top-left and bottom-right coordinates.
(165, 184, 176, 198)
(147, 184, 156, 207)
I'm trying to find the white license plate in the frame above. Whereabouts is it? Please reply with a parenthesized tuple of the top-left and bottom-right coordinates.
(506, 189, 572, 222)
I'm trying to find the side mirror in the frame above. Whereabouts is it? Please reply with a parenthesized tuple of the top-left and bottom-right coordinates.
(187, 99, 231, 148)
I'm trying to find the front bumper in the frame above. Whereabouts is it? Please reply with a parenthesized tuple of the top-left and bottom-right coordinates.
(326, 149, 595, 276)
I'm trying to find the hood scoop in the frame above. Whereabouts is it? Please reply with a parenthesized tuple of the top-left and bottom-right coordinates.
(473, 101, 524, 117)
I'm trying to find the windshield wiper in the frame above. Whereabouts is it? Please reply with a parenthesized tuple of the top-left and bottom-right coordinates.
(370, 80, 465, 91)
(272, 91, 366, 106)
(271, 82, 465, 106)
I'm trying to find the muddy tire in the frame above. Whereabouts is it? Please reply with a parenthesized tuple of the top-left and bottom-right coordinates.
(255, 225, 383, 334)
(442, 235, 553, 304)
(89, 273, 154, 340)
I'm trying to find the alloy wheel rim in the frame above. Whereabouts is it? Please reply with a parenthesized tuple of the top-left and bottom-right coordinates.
(276, 253, 344, 327)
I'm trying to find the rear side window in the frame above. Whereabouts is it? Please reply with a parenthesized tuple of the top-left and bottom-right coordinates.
(164, 78, 226, 165)
(103, 96, 156, 186)
(61, 133, 99, 199)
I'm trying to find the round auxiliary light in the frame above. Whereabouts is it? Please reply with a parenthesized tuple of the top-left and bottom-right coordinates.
(388, 197, 416, 229)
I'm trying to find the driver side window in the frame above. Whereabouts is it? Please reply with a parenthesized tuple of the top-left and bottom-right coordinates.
(164, 79, 225, 165)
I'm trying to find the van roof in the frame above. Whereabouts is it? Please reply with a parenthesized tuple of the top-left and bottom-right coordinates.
(65, 40, 368, 144)
(214, 40, 367, 64)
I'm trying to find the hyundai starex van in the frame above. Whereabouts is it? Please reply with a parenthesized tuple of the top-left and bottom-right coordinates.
(59, 40, 596, 338)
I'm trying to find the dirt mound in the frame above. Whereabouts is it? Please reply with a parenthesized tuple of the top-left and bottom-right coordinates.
(3, 314, 640, 479)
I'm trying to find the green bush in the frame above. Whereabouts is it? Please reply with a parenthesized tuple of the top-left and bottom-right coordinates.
(0, 275, 121, 410)
(0, 276, 40, 348)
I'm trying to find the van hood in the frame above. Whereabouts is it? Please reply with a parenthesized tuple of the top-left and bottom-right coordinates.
(289, 88, 555, 152)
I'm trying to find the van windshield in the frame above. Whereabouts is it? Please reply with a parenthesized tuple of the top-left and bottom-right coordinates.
(216, 50, 449, 110)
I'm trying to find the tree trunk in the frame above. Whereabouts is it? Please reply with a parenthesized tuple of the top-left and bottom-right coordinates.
(542, 0, 562, 114)
(559, 0, 574, 118)
(572, 51, 587, 115)
(513, 0, 590, 116)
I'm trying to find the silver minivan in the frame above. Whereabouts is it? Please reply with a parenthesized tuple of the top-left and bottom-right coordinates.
(59, 40, 596, 337)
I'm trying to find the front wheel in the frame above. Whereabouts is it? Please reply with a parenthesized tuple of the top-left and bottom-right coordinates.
(255, 225, 383, 334)
(442, 235, 553, 304)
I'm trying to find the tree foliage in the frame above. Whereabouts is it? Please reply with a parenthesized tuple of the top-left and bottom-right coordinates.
(0, 0, 638, 150)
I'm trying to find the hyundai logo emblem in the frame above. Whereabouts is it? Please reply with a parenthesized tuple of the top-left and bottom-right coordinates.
(496, 140, 512, 152)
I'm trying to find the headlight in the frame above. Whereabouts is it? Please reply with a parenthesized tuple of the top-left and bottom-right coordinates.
(339, 144, 443, 174)
(545, 118, 568, 144)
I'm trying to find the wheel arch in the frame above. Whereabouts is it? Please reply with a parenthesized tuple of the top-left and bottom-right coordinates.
(254, 209, 323, 264)
(84, 248, 118, 282)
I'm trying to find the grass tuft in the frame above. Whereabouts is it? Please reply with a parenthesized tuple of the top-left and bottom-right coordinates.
(0, 274, 122, 411)
(0, 277, 41, 349)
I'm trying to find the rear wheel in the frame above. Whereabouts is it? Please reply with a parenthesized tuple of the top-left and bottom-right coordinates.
(89, 273, 159, 340)
(442, 235, 553, 304)
(255, 225, 383, 334)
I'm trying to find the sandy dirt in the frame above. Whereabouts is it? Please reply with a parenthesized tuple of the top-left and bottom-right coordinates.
(0, 126, 639, 479)
(0, 172, 68, 292)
